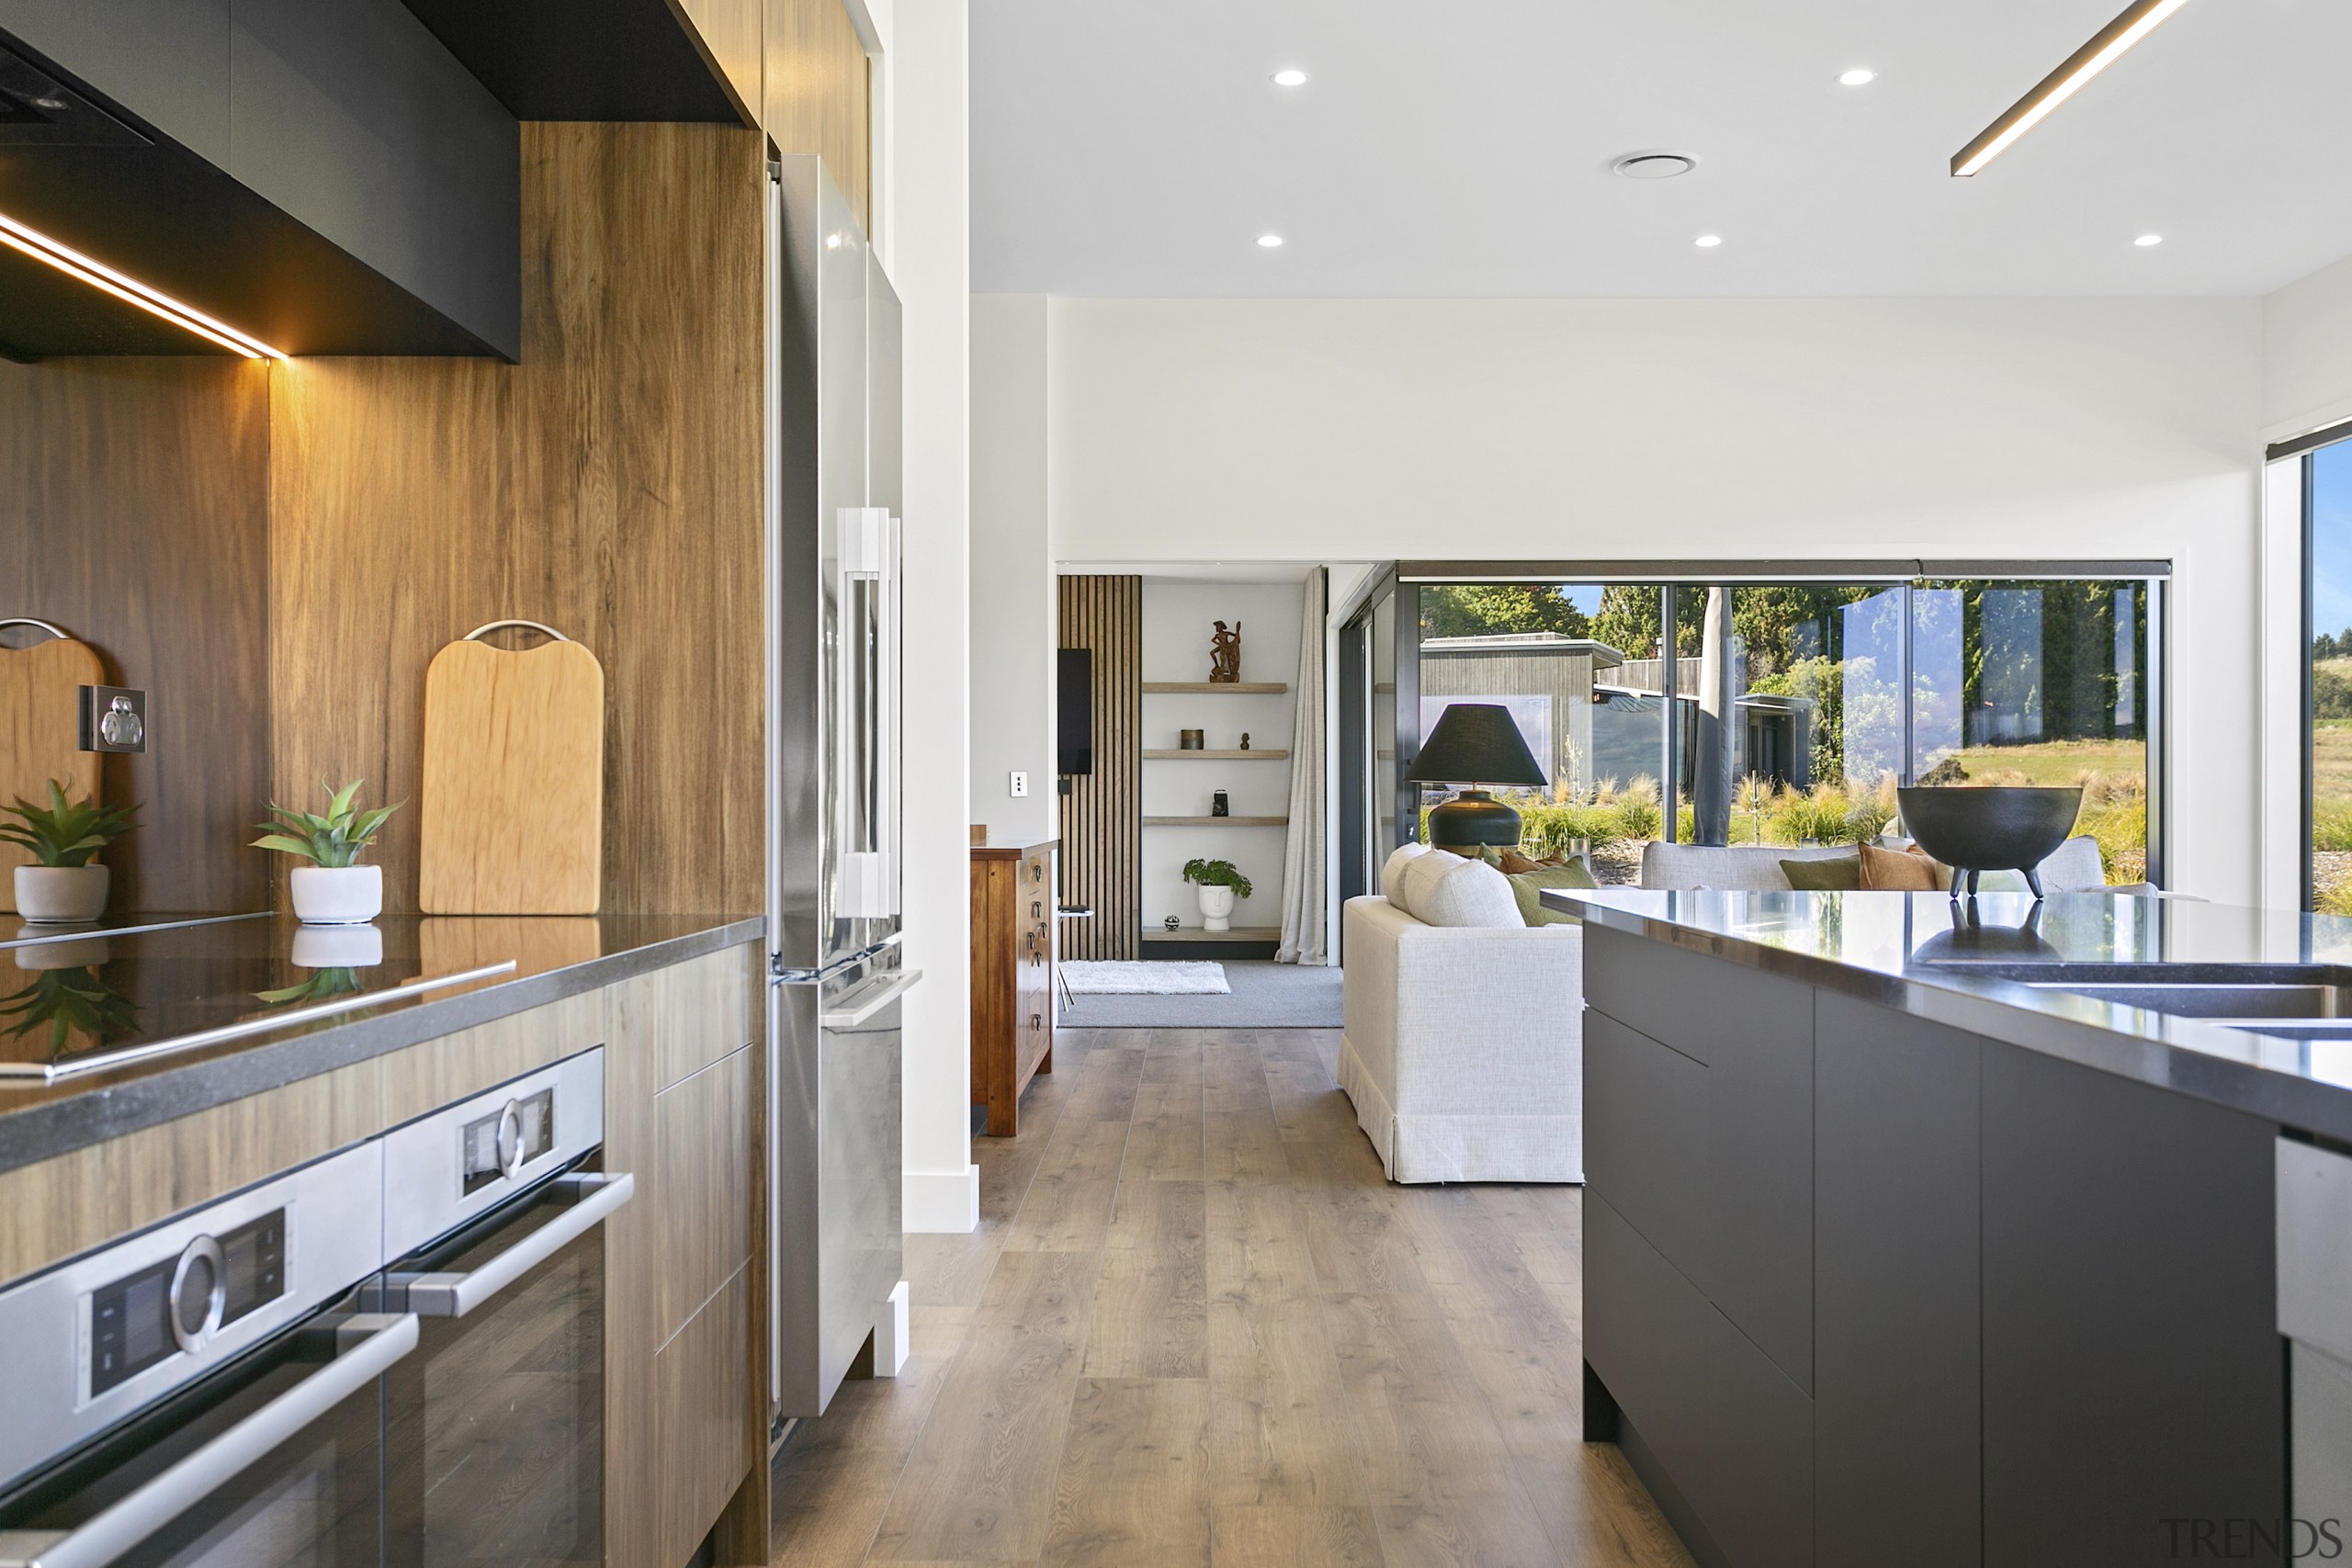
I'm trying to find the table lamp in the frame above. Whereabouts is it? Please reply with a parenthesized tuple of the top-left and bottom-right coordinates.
(1404, 703, 1546, 854)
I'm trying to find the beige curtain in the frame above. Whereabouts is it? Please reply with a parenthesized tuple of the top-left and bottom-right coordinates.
(1277, 568, 1328, 964)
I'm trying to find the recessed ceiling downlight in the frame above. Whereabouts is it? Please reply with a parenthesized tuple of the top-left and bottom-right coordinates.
(1272, 69, 1308, 86)
(1838, 67, 1877, 86)
(1695, 233, 1724, 248)
(2134, 232, 2163, 246)
(1257, 233, 1284, 249)
(1611, 152, 1697, 180)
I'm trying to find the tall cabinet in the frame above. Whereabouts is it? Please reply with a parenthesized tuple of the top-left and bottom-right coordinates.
(970, 839, 1056, 1135)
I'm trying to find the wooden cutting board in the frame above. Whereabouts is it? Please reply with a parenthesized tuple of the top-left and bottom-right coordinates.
(419, 634, 605, 914)
(0, 634, 104, 914)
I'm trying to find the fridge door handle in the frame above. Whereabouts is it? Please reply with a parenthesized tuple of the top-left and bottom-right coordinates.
(820, 969, 922, 1030)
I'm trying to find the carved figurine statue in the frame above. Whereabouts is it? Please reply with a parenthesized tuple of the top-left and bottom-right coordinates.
(1209, 621, 1242, 683)
(1238, 732, 1251, 750)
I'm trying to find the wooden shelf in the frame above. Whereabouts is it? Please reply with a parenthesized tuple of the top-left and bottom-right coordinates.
(1141, 682, 1288, 694)
(1142, 749, 1288, 761)
(1142, 815, 1288, 828)
(1141, 925, 1280, 942)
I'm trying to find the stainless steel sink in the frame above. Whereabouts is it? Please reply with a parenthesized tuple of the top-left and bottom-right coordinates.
(1911, 961, 2352, 1031)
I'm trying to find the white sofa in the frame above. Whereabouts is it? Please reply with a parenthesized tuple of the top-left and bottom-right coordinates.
(1338, 846, 1584, 1184)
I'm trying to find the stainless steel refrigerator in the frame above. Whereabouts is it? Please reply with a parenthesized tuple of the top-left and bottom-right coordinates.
(765, 154, 912, 1422)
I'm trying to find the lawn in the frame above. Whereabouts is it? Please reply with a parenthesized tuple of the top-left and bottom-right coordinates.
(1947, 739, 2148, 787)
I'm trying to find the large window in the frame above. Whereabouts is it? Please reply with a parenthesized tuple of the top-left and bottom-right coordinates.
(1388, 570, 2161, 886)
(2307, 439, 2352, 911)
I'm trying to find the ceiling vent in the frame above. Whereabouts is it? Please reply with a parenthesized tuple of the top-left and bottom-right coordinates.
(1611, 152, 1697, 180)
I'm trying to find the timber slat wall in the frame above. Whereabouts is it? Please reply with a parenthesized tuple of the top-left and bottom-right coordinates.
(1057, 575, 1139, 960)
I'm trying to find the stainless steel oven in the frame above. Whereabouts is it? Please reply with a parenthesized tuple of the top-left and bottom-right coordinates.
(0, 1050, 628, 1568)
(371, 1050, 627, 1568)
(0, 1143, 411, 1568)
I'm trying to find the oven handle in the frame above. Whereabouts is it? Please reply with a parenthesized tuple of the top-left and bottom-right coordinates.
(386, 1171, 633, 1318)
(820, 969, 922, 1030)
(0, 1313, 419, 1568)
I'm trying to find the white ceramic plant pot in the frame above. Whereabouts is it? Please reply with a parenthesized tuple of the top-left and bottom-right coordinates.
(290, 921, 382, 969)
(289, 864, 382, 926)
(14, 935, 108, 971)
(1197, 883, 1237, 932)
(15, 864, 108, 924)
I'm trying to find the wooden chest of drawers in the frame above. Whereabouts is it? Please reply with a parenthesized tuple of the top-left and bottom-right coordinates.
(971, 839, 1057, 1136)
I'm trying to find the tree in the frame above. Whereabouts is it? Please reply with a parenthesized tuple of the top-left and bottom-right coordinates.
(1589, 586, 1664, 659)
(1419, 584, 1590, 640)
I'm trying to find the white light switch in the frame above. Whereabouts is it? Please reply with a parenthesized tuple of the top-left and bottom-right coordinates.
(1009, 771, 1029, 797)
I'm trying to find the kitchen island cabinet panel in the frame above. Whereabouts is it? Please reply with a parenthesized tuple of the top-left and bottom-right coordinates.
(1586, 926, 1815, 1393)
(1583, 1009, 1711, 1289)
(1814, 994, 1981, 1568)
(1587, 1193, 1813, 1568)
(1981, 1042, 2286, 1568)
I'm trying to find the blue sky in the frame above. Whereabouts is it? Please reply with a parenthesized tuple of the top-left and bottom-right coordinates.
(2316, 444, 2352, 643)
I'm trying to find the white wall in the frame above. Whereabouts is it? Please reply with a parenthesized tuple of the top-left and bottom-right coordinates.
(969, 294, 1056, 845)
(997, 295, 2267, 905)
(2264, 253, 2352, 442)
(1138, 579, 1302, 932)
(892, 0, 975, 1233)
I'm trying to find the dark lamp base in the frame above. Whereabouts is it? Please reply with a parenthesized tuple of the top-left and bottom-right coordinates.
(1427, 789, 1522, 855)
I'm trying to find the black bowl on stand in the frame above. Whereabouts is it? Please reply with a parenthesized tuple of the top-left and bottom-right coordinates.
(1895, 786, 2083, 900)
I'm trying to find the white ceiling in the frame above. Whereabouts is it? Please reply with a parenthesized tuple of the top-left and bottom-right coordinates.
(971, 0, 2352, 298)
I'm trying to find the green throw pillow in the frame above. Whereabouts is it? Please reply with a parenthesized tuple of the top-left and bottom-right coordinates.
(1781, 853, 1862, 891)
(1508, 862, 1597, 926)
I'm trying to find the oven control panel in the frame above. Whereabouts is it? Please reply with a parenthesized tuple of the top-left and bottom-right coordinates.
(87, 1210, 286, 1398)
(0, 1139, 383, 1492)
(383, 1048, 605, 1260)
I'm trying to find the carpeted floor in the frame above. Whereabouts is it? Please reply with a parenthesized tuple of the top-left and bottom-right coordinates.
(1054, 958, 1342, 1029)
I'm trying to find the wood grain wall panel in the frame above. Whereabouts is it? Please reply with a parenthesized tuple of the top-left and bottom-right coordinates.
(676, 0, 764, 120)
(269, 122, 766, 916)
(763, 0, 870, 227)
(0, 358, 271, 914)
(1057, 575, 1140, 960)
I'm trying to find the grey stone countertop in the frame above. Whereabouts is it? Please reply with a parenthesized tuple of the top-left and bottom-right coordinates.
(0, 911, 764, 1174)
(1544, 886, 2352, 1143)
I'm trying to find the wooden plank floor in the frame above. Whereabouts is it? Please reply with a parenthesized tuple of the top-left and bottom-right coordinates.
(768, 1025, 1696, 1568)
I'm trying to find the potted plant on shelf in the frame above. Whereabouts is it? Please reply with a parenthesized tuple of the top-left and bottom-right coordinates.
(254, 779, 401, 925)
(1182, 857, 1254, 933)
(0, 782, 137, 923)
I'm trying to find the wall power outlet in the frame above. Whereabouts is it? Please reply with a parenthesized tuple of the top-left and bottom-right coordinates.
(1009, 771, 1029, 798)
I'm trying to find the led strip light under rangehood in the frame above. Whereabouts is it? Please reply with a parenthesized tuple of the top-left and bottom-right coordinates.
(0, 209, 286, 358)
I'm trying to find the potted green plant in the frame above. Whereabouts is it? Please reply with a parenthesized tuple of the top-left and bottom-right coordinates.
(0, 781, 137, 923)
(254, 779, 401, 925)
(1182, 857, 1254, 932)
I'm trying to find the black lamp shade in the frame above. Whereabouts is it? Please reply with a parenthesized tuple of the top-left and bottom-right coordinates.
(1406, 704, 1546, 788)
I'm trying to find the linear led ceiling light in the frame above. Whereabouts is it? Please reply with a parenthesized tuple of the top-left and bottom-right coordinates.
(0, 209, 285, 357)
(1951, 0, 2192, 177)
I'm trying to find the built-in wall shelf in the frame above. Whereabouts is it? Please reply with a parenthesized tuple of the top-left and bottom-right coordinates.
(1141, 749, 1288, 761)
(1141, 682, 1288, 694)
(1143, 815, 1288, 828)
(1141, 925, 1281, 943)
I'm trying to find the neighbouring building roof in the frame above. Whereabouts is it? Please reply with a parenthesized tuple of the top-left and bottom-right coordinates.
(1419, 633, 1626, 668)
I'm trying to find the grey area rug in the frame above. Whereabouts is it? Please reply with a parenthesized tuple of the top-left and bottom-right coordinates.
(1057, 958, 1343, 1029)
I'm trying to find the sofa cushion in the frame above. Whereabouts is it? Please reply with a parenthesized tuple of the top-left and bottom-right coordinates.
(1640, 840, 1858, 891)
(1859, 840, 1941, 890)
(1965, 835, 2109, 893)
(1392, 847, 1464, 919)
(1381, 841, 1432, 904)
(1781, 853, 1861, 890)
(1509, 863, 1595, 925)
(1414, 855, 1525, 929)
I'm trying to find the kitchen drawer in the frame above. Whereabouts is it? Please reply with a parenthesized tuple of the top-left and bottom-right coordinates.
(1588, 1192, 1813, 1568)
(1584, 1010, 1710, 1290)
(654, 1042, 755, 1343)
(655, 1262, 754, 1568)
(605, 942, 759, 1091)
(1583, 924, 1811, 1069)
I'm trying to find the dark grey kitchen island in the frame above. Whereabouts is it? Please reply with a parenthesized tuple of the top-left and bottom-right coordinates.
(1543, 886, 2352, 1568)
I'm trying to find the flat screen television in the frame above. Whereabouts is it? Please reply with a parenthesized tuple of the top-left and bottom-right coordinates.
(1057, 648, 1092, 776)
